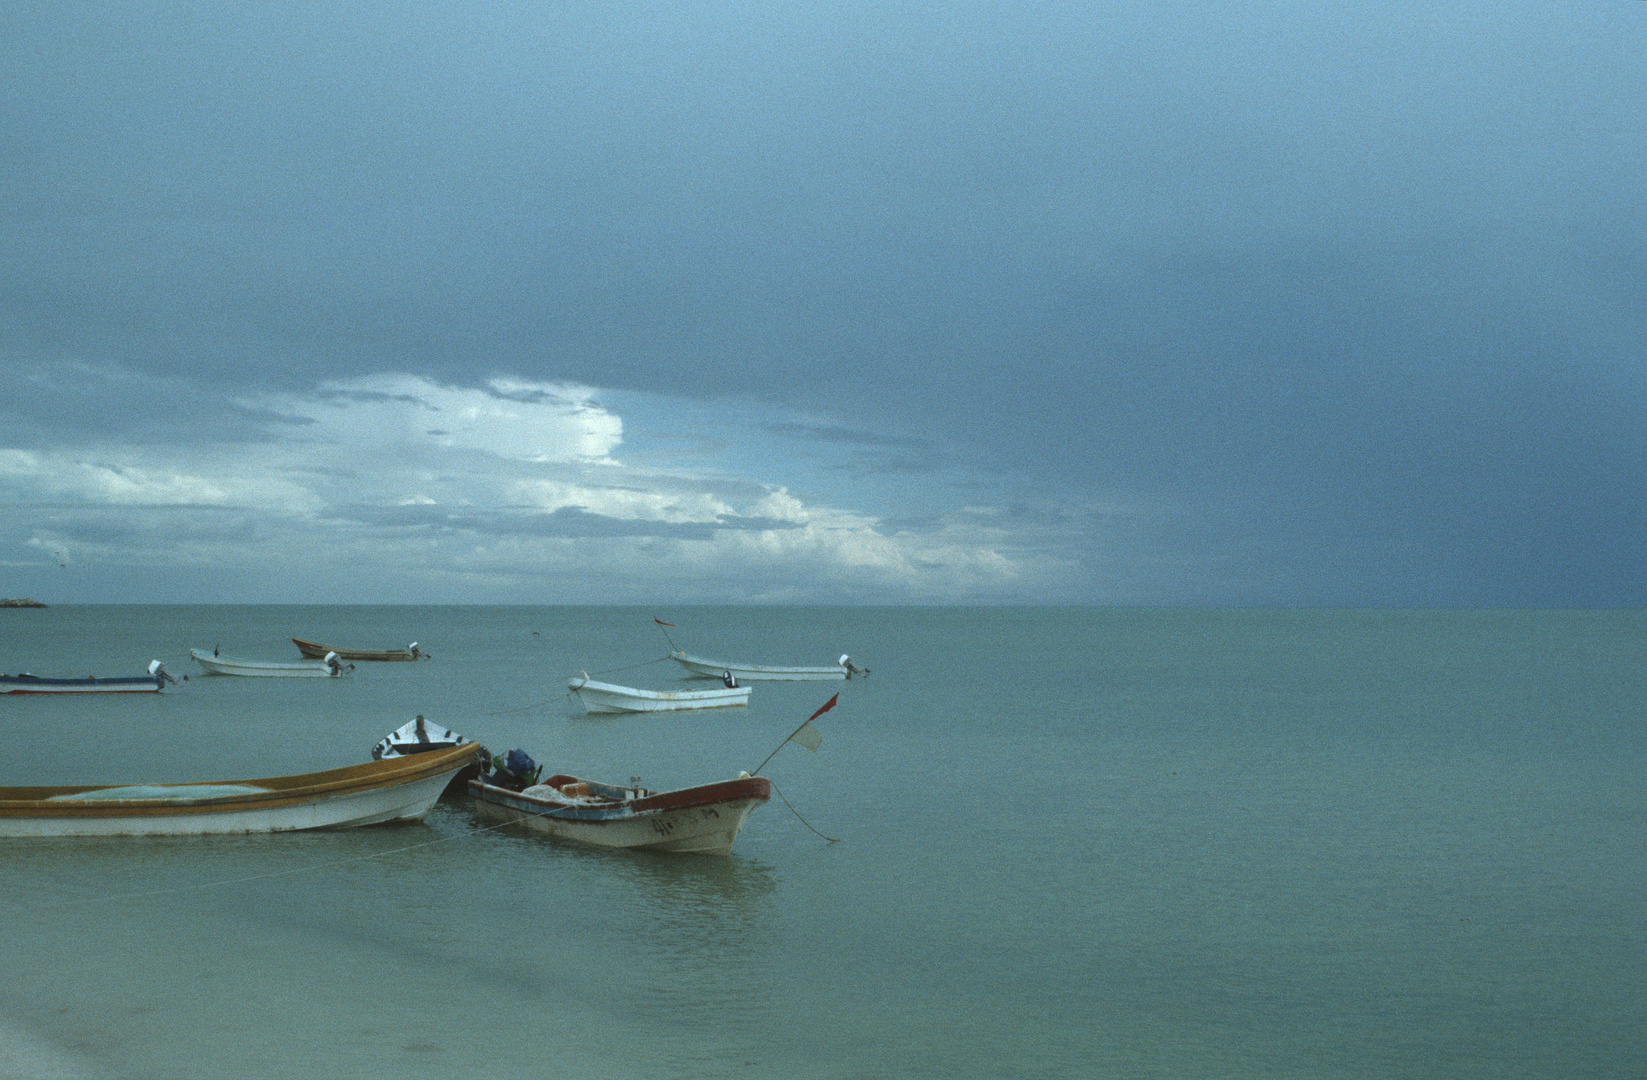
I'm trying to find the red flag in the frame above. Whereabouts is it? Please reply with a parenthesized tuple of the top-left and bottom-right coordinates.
(808, 694, 839, 723)
(654, 618, 674, 627)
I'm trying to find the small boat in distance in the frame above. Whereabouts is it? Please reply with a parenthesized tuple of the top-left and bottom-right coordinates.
(469, 766, 770, 855)
(2, 661, 177, 694)
(0, 741, 480, 837)
(192, 649, 350, 677)
(293, 638, 427, 661)
(670, 651, 868, 681)
(568, 675, 750, 713)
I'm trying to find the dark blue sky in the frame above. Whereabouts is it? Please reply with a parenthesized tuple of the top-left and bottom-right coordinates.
(2, 1, 1642, 604)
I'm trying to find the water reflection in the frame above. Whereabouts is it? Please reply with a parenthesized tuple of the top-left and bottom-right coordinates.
(437, 799, 784, 1042)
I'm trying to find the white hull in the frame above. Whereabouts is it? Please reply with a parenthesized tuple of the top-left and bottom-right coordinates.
(671, 651, 847, 681)
(191, 649, 338, 677)
(568, 677, 750, 713)
(0, 745, 479, 838)
(471, 781, 767, 855)
(475, 796, 765, 854)
(1, 680, 160, 694)
(0, 772, 453, 838)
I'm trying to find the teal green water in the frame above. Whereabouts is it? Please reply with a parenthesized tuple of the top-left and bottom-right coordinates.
(1, 607, 1643, 1079)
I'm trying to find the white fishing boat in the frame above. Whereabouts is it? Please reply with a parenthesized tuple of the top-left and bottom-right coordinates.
(567, 675, 750, 713)
(2, 662, 177, 694)
(191, 648, 350, 677)
(470, 769, 770, 855)
(670, 651, 867, 681)
(371, 715, 484, 796)
(0, 741, 480, 838)
(371, 715, 479, 760)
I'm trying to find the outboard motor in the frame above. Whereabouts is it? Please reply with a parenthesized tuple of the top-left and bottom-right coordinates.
(840, 654, 870, 679)
(722, 670, 738, 688)
(148, 660, 178, 686)
(409, 641, 429, 660)
(324, 651, 353, 676)
(485, 748, 541, 791)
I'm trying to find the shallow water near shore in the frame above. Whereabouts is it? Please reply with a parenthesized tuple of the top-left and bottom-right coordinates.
(1, 605, 1643, 1078)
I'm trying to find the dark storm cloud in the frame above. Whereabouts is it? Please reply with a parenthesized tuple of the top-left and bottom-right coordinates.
(2, 1, 1643, 603)
(761, 423, 930, 450)
(18, 504, 270, 548)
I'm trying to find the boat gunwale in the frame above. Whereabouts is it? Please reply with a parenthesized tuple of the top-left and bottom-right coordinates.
(0, 743, 480, 817)
(469, 774, 770, 820)
(2, 674, 163, 693)
(670, 651, 847, 677)
(292, 637, 419, 661)
(567, 677, 750, 702)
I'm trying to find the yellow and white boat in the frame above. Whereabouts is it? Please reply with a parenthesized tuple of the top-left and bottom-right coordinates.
(0, 741, 479, 838)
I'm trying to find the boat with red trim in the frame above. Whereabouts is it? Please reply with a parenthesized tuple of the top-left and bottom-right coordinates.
(469, 759, 770, 855)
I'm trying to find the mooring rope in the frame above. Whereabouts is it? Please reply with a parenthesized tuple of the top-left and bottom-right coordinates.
(770, 781, 840, 843)
(586, 654, 673, 677)
(482, 655, 672, 714)
(481, 699, 557, 715)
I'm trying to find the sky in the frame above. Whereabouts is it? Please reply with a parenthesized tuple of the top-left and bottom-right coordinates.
(2, 1, 1643, 605)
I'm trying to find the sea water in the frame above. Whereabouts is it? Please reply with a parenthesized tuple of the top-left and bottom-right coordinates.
(0, 606, 1642, 1079)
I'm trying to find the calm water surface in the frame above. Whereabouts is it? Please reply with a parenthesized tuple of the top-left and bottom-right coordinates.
(1, 606, 1643, 1079)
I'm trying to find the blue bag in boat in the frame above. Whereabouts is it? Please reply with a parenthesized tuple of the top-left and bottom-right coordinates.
(490, 747, 541, 789)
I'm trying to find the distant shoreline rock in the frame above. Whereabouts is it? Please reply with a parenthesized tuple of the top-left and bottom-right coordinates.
(0, 598, 47, 608)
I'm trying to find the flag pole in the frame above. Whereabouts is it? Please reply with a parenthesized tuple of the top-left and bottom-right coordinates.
(753, 694, 838, 775)
(653, 618, 679, 653)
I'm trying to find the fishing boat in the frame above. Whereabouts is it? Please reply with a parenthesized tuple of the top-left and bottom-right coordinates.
(0, 741, 480, 837)
(469, 768, 771, 855)
(191, 648, 350, 677)
(371, 715, 478, 760)
(371, 715, 485, 795)
(293, 638, 427, 661)
(2, 661, 177, 694)
(567, 675, 750, 713)
(670, 651, 867, 681)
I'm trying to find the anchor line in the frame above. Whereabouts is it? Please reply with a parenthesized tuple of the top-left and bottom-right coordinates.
(486, 655, 671, 714)
(770, 781, 840, 844)
(584, 655, 672, 677)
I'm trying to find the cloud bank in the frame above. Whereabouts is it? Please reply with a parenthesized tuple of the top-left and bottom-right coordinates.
(0, 365, 1112, 603)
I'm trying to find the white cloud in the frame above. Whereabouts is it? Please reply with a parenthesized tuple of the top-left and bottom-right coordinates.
(0, 448, 315, 510)
(244, 374, 624, 464)
(0, 369, 1091, 602)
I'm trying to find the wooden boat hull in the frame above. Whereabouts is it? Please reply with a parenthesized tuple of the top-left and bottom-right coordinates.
(0, 743, 480, 838)
(671, 651, 847, 681)
(567, 677, 750, 713)
(2, 675, 163, 694)
(469, 774, 770, 855)
(293, 638, 423, 661)
(372, 716, 483, 796)
(191, 649, 339, 677)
